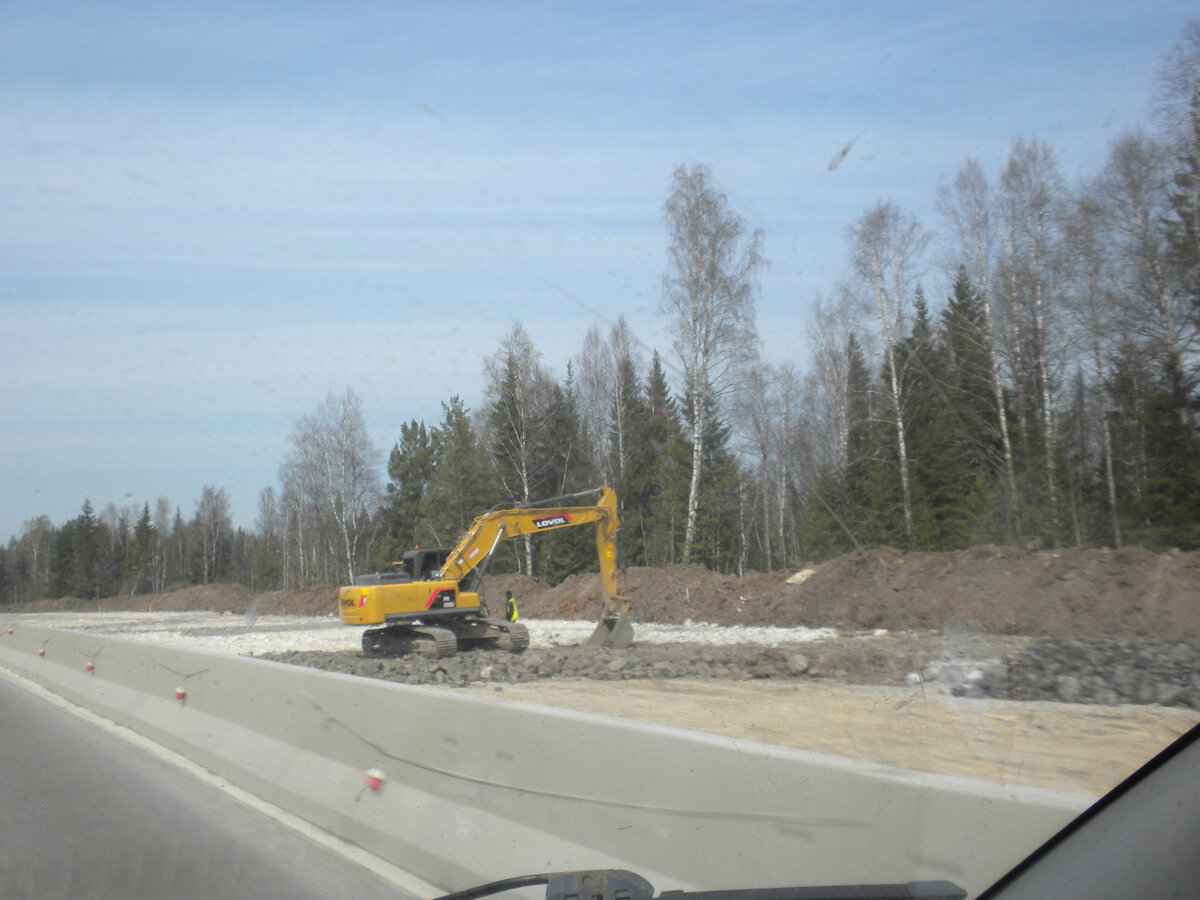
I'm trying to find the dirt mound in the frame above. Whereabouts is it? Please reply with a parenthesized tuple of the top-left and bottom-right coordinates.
(12, 545, 1200, 640)
(478, 573, 550, 614)
(494, 545, 1200, 641)
(789, 545, 1200, 640)
(243, 585, 339, 616)
(19, 584, 340, 617)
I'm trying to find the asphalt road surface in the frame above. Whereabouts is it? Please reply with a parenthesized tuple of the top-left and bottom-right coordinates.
(0, 673, 421, 900)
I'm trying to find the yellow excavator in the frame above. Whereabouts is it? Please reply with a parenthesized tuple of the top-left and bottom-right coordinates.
(339, 486, 635, 657)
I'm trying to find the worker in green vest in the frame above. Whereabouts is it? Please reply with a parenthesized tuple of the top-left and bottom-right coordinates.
(504, 590, 519, 622)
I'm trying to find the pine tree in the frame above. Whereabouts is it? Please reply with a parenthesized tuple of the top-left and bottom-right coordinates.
(840, 332, 883, 544)
(686, 391, 740, 571)
(1106, 340, 1156, 535)
(535, 376, 597, 583)
(901, 275, 1005, 547)
(51, 500, 106, 599)
(1135, 352, 1200, 547)
(609, 352, 667, 564)
(640, 352, 689, 565)
(374, 419, 434, 565)
(420, 397, 497, 547)
(121, 502, 154, 594)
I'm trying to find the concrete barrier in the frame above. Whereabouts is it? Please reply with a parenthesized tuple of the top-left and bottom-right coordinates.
(0, 623, 1091, 897)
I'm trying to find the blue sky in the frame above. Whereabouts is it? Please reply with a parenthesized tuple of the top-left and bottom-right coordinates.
(1, 0, 1194, 540)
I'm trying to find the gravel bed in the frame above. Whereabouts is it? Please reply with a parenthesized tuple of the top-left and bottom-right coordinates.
(260, 632, 975, 690)
(262, 643, 822, 685)
(264, 632, 1200, 710)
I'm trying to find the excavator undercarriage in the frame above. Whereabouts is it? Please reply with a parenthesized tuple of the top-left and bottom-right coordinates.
(360, 616, 530, 658)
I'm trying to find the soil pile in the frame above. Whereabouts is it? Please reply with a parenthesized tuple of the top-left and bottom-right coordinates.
(491, 545, 1200, 641)
(785, 545, 1200, 639)
(18, 583, 335, 616)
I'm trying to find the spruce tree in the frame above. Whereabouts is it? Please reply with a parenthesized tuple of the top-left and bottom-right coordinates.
(371, 419, 434, 568)
(607, 350, 654, 566)
(420, 398, 497, 547)
(535, 377, 596, 583)
(1136, 353, 1200, 547)
(643, 353, 689, 565)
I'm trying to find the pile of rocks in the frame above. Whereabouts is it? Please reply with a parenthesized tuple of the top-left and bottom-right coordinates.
(265, 643, 814, 686)
(1005, 636, 1200, 708)
(265, 633, 1200, 710)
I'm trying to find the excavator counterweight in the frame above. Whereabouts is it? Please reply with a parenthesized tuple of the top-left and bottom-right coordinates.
(339, 486, 634, 656)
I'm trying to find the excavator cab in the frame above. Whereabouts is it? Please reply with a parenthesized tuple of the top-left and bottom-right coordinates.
(353, 548, 450, 586)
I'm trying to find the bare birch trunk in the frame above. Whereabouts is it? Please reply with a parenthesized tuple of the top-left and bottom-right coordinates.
(886, 347, 915, 543)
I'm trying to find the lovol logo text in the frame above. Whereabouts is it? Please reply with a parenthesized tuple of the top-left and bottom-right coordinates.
(533, 514, 571, 529)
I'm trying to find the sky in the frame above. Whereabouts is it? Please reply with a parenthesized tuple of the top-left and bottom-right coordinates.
(1, 0, 1195, 541)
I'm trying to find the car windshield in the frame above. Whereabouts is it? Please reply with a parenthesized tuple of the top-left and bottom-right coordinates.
(1, 4, 1198, 900)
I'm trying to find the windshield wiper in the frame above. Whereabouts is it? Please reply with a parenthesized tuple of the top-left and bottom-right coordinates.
(430, 869, 965, 900)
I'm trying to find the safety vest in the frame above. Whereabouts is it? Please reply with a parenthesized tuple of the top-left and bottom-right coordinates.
(505, 597, 519, 622)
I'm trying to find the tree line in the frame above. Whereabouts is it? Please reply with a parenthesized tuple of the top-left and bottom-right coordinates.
(3, 23, 1199, 604)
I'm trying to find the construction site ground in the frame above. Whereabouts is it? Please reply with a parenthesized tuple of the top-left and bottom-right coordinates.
(11, 544, 1200, 798)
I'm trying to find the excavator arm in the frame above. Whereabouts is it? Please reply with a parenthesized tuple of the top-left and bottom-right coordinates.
(439, 487, 633, 631)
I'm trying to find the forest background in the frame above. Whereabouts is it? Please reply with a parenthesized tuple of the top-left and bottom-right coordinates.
(4, 24, 1200, 605)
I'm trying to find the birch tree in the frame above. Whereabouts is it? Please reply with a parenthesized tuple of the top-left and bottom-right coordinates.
(607, 316, 643, 486)
(844, 201, 929, 544)
(734, 360, 801, 570)
(575, 323, 613, 485)
(804, 295, 859, 472)
(996, 138, 1066, 535)
(281, 387, 380, 584)
(194, 485, 231, 585)
(254, 486, 283, 589)
(660, 164, 763, 563)
(482, 321, 554, 574)
(1158, 28, 1200, 377)
(1090, 133, 1195, 375)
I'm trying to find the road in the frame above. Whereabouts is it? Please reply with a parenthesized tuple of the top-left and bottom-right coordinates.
(0, 672, 421, 900)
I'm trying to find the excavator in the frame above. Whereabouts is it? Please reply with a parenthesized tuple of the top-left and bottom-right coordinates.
(338, 486, 635, 657)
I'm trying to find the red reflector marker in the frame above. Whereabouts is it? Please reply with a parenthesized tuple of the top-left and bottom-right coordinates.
(37, 649, 45, 657)
(174, 687, 186, 701)
(365, 768, 386, 792)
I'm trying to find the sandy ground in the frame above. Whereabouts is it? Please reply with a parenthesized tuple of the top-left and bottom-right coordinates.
(460, 678, 1199, 798)
(4, 612, 836, 652)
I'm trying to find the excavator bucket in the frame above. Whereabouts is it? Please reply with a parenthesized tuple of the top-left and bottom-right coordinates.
(585, 612, 634, 649)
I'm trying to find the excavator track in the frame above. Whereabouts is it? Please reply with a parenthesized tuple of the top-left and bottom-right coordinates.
(491, 620, 529, 653)
(415, 626, 459, 657)
(440, 616, 530, 654)
(362, 625, 459, 658)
